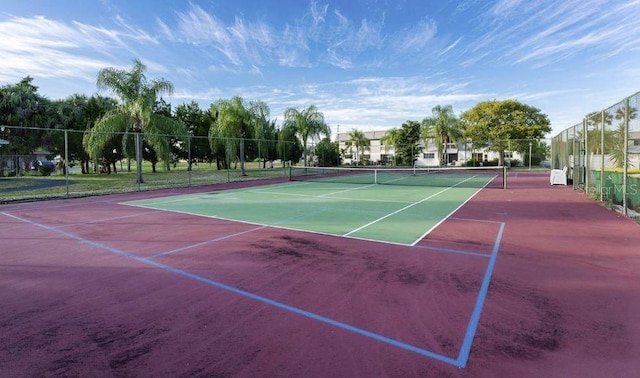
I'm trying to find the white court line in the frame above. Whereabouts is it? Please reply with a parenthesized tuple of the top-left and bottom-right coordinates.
(343, 186, 454, 237)
(410, 175, 497, 246)
(56, 210, 162, 229)
(319, 183, 377, 197)
(344, 174, 481, 238)
(254, 189, 412, 204)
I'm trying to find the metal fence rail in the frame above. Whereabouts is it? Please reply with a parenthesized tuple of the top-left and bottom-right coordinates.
(0, 127, 298, 202)
(551, 91, 640, 216)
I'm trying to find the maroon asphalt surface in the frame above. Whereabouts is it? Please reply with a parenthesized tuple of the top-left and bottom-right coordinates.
(1, 171, 639, 377)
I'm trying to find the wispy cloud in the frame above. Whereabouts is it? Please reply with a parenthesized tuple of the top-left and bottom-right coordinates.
(159, 2, 427, 71)
(470, 0, 640, 67)
(396, 18, 438, 52)
(0, 15, 144, 83)
(439, 37, 463, 56)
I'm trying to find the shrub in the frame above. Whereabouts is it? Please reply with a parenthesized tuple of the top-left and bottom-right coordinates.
(38, 165, 54, 176)
(464, 159, 481, 167)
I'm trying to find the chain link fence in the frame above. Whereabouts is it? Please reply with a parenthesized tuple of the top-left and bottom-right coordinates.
(551, 90, 640, 216)
(0, 126, 305, 202)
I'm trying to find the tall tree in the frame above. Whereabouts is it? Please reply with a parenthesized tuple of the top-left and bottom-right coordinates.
(584, 111, 615, 155)
(83, 58, 186, 183)
(460, 99, 551, 165)
(283, 105, 329, 166)
(209, 97, 269, 175)
(394, 121, 422, 166)
(277, 123, 303, 167)
(421, 104, 462, 166)
(314, 137, 340, 166)
(380, 127, 401, 165)
(83, 95, 118, 174)
(0, 77, 48, 158)
(43, 94, 91, 174)
(175, 101, 212, 169)
(346, 128, 370, 165)
(610, 105, 637, 168)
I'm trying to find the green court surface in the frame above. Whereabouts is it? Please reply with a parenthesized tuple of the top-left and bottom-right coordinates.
(124, 180, 487, 245)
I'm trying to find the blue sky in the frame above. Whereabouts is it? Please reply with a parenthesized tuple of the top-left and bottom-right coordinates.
(1, 0, 639, 138)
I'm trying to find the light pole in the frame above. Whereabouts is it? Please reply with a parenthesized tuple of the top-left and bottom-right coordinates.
(528, 141, 532, 170)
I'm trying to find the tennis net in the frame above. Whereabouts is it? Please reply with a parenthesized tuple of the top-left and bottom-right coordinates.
(289, 166, 507, 189)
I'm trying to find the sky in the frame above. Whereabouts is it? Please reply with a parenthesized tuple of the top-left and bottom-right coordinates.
(1, 0, 639, 139)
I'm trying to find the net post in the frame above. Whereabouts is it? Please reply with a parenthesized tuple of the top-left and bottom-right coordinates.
(374, 168, 378, 184)
(503, 165, 507, 189)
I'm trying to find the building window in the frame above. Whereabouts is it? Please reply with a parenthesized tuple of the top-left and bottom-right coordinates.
(423, 153, 435, 159)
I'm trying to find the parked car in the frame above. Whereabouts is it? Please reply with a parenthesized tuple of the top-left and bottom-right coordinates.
(30, 160, 56, 175)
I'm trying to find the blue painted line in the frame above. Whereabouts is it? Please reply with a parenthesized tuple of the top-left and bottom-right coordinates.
(455, 222, 506, 368)
(412, 244, 491, 258)
(3, 211, 460, 367)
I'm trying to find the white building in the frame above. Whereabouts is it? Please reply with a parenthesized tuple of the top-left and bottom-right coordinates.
(336, 129, 524, 167)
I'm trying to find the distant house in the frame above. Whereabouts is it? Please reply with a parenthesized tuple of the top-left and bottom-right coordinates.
(0, 148, 55, 176)
(336, 129, 524, 167)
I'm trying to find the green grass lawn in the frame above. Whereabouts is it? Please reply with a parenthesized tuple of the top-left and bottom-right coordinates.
(0, 160, 288, 203)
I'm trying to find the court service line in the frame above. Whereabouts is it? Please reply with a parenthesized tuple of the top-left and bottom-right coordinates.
(250, 189, 412, 204)
(410, 186, 485, 246)
(343, 186, 454, 237)
(344, 173, 485, 238)
(410, 175, 498, 246)
(318, 183, 377, 197)
(3, 211, 461, 367)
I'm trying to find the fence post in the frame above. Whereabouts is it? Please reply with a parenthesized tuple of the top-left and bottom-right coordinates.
(600, 110, 605, 202)
(187, 134, 192, 186)
(623, 97, 630, 216)
(64, 130, 70, 198)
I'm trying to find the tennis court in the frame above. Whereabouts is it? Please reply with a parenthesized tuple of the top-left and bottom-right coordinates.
(2, 170, 639, 377)
(123, 166, 504, 246)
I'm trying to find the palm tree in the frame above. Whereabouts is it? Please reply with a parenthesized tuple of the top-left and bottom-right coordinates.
(83, 58, 186, 183)
(283, 105, 329, 166)
(610, 105, 638, 168)
(585, 111, 614, 155)
(346, 128, 370, 165)
(421, 105, 462, 166)
(380, 128, 400, 165)
(209, 97, 269, 176)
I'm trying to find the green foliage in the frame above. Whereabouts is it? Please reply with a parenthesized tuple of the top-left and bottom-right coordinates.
(209, 97, 272, 173)
(37, 164, 54, 176)
(421, 105, 462, 166)
(460, 99, 551, 164)
(84, 59, 187, 182)
(283, 105, 329, 166)
(0, 77, 49, 155)
(174, 101, 214, 166)
(314, 138, 340, 166)
(277, 123, 303, 165)
(609, 104, 637, 169)
(346, 128, 370, 165)
(394, 120, 422, 166)
(463, 159, 481, 167)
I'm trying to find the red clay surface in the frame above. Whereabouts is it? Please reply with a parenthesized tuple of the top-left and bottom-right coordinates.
(1, 172, 639, 377)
